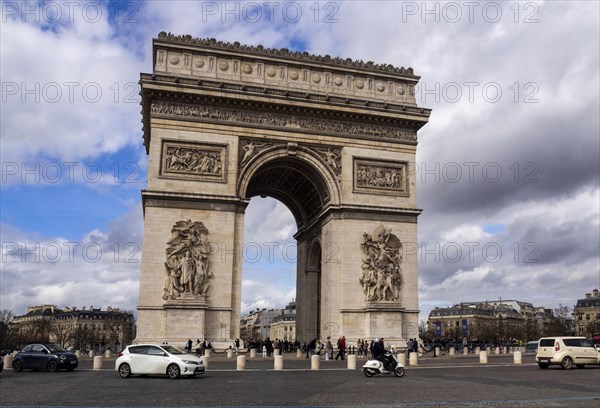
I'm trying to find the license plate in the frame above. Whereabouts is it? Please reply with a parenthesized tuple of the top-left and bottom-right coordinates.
(539, 359, 549, 363)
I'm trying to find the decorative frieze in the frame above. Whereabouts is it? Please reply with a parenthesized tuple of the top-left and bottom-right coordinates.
(154, 32, 418, 106)
(160, 140, 227, 182)
(354, 158, 408, 196)
(151, 101, 416, 143)
(359, 225, 403, 302)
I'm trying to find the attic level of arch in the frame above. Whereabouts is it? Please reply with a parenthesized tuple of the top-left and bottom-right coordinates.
(140, 77, 429, 154)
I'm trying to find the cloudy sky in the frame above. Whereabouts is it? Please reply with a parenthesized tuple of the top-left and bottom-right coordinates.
(1, 1, 598, 323)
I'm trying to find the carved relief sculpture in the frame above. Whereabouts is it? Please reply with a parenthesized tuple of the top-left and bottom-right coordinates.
(161, 141, 227, 182)
(163, 220, 214, 301)
(354, 159, 408, 196)
(359, 225, 402, 302)
(314, 147, 342, 180)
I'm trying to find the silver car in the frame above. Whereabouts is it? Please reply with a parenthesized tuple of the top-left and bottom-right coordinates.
(115, 344, 205, 379)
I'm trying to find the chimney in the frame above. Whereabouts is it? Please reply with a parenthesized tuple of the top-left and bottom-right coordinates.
(585, 293, 592, 299)
(593, 289, 600, 298)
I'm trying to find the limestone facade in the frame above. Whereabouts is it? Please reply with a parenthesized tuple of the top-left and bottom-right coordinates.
(135, 32, 430, 347)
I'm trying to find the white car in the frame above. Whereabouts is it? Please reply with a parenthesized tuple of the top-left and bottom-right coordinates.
(115, 344, 205, 379)
(536, 336, 600, 369)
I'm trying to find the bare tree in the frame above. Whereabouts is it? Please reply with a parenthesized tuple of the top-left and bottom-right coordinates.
(51, 322, 75, 348)
(545, 304, 574, 336)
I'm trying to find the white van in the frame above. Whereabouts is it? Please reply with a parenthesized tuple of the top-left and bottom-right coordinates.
(536, 337, 600, 369)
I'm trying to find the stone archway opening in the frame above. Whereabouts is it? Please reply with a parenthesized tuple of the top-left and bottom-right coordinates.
(241, 154, 332, 343)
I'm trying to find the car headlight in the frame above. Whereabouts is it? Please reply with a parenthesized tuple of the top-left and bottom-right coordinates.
(181, 359, 199, 365)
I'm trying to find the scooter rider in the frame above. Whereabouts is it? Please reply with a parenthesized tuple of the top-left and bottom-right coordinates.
(372, 338, 391, 371)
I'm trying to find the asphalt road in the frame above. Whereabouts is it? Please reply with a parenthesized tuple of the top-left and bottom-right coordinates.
(1, 354, 599, 407)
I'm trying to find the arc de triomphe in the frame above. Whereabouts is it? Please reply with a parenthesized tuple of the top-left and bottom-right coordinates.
(135, 32, 430, 347)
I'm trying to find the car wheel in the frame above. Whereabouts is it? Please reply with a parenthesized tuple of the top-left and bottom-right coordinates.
(118, 363, 132, 378)
(560, 356, 573, 370)
(167, 363, 181, 379)
(47, 360, 58, 372)
(13, 360, 23, 372)
(394, 366, 405, 377)
(576, 364, 585, 369)
(538, 363, 549, 369)
(363, 368, 375, 377)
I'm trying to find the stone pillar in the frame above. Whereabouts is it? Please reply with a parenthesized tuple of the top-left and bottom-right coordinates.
(479, 350, 487, 364)
(347, 354, 357, 369)
(88, 350, 94, 358)
(226, 349, 234, 358)
(104, 350, 113, 358)
(296, 349, 302, 358)
(274, 355, 284, 370)
(449, 347, 455, 356)
(237, 355, 246, 370)
(409, 352, 418, 366)
(4, 355, 14, 369)
(311, 354, 320, 370)
(475, 347, 480, 356)
(494, 347, 499, 355)
(486, 347, 491, 355)
(274, 349, 281, 356)
(250, 348, 256, 358)
(513, 351, 522, 364)
(435, 347, 440, 356)
(93, 356, 103, 370)
(397, 353, 406, 366)
(204, 349, 211, 358)
(75, 350, 81, 359)
(201, 356, 209, 369)
(463, 347, 468, 356)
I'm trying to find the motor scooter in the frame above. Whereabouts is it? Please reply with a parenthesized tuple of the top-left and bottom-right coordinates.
(361, 351, 405, 377)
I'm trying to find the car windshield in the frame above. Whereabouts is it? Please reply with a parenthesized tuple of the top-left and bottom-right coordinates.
(45, 344, 66, 353)
(162, 345, 184, 355)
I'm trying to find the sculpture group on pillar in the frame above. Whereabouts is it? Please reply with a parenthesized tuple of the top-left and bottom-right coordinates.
(163, 220, 213, 301)
(359, 225, 403, 302)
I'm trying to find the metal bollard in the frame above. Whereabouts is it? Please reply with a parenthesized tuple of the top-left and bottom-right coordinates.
(237, 355, 246, 370)
(479, 350, 488, 364)
(409, 352, 418, 366)
(274, 355, 284, 370)
(513, 351, 522, 364)
(347, 354, 357, 369)
(311, 354, 320, 370)
(93, 356, 103, 370)
(4, 355, 14, 369)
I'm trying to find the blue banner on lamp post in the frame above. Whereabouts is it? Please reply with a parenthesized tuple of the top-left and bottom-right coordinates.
(436, 321, 442, 337)
(462, 319, 468, 337)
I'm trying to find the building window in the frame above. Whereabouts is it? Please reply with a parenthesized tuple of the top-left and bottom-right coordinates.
(586, 314, 590, 320)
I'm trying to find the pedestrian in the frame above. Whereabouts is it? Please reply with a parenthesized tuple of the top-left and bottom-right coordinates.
(235, 338, 240, 354)
(326, 337, 334, 360)
(407, 338, 414, 355)
(306, 338, 317, 358)
(186, 339, 192, 353)
(335, 336, 346, 360)
(357, 339, 363, 357)
(262, 344, 267, 357)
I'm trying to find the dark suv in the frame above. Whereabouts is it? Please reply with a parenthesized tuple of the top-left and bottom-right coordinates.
(13, 344, 78, 372)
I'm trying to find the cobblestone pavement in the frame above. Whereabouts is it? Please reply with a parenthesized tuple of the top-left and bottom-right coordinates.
(1, 353, 599, 407)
